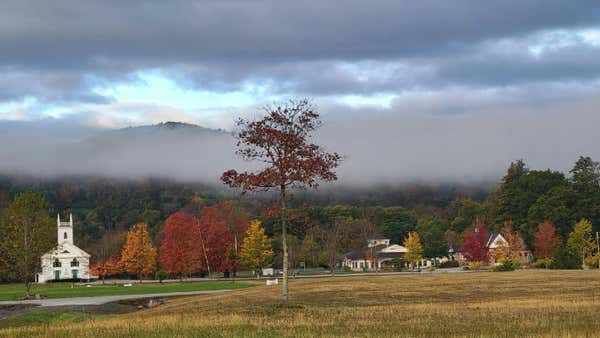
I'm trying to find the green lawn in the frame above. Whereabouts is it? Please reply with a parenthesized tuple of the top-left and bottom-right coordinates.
(0, 281, 256, 301)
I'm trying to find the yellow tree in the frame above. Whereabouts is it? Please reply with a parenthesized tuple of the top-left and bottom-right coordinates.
(239, 220, 274, 274)
(567, 219, 595, 267)
(120, 223, 157, 282)
(403, 232, 423, 269)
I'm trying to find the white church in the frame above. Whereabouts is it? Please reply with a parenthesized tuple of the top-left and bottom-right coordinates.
(36, 214, 92, 283)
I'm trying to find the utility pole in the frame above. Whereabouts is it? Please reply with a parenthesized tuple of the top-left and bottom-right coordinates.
(596, 231, 600, 270)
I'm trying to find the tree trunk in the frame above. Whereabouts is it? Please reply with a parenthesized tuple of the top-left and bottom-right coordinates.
(198, 218, 212, 277)
(280, 185, 289, 306)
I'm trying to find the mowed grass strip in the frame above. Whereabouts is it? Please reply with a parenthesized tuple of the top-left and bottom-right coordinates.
(2, 270, 600, 337)
(0, 281, 256, 301)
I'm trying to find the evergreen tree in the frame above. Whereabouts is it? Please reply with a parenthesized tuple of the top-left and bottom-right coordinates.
(416, 218, 448, 258)
(570, 157, 600, 230)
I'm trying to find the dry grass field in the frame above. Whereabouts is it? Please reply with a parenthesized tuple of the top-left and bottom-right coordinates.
(2, 270, 600, 337)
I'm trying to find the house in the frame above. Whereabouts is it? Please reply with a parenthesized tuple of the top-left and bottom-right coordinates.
(36, 214, 91, 283)
(487, 233, 532, 265)
(342, 239, 408, 271)
(448, 244, 465, 264)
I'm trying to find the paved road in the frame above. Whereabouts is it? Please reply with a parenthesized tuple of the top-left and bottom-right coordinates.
(0, 290, 230, 307)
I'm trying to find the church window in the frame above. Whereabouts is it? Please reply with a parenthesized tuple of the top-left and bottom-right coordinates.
(53, 259, 62, 268)
(64, 232, 68, 239)
(71, 258, 79, 267)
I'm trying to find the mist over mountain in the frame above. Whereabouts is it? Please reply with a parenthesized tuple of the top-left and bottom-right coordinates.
(0, 120, 239, 182)
(1, 105, 599, 188)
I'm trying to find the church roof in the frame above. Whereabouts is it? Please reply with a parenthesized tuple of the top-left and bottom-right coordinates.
(42, 242, 90, 259)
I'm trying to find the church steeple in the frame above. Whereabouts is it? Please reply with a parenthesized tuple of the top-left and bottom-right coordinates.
(57, 213, 74, 245)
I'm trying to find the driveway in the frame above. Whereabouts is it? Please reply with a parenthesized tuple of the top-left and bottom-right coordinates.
(0, 289, 230, 307)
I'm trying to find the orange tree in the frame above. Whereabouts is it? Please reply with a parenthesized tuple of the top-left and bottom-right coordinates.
(222, 99, 341, 305)
(120, 223, 157, 282)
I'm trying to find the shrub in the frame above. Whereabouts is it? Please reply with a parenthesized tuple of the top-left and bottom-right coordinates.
(156, 270, 169, 283)
(492, 260, 520, 272)
(549, 248, 581, 269)
(532, 258, 553, 269)
(584, 254, 599, 269)
(465, 261, 485, 271)
(439, 260, 459, 268)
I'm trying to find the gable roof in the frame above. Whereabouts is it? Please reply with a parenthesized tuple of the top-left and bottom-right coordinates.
(487, 233, 508, 249)
(42, 242, 90, 259)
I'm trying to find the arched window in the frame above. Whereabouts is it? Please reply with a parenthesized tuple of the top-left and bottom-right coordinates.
(53, 259, 62, 268)
(70, 258, 79, 267)
(64, 232, 68, 239)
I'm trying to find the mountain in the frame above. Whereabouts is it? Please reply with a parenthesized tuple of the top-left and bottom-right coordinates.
(0, 120, 238, 181)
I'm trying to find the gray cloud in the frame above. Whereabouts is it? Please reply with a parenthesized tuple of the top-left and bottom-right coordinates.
(0, 1, 599, 102)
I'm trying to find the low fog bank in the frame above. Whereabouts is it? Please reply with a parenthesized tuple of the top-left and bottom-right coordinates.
(0, 101, 598, 185)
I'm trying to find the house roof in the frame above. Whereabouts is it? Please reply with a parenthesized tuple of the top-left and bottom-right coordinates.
(487, 233, 508, 249)
(344, 243, 407, 260)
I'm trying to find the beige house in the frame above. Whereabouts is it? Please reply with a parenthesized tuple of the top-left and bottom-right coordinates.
(342, 239, 408, 271)
(487, 233, 532, 265)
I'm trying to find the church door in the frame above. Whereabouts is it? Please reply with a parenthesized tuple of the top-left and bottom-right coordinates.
(54, 270, 60, 280)
(72, 270, 78, 280)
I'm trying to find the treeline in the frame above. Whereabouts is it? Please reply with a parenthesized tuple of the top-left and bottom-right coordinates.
(0, 156, 599, 281)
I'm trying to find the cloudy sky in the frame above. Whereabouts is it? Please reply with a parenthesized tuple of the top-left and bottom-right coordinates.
(1, 1, 599, 182)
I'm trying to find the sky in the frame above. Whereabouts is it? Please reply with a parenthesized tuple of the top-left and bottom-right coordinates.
(1, 1, 600, 182)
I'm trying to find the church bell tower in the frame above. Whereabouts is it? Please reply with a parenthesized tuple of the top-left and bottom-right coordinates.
(57, 213, 74, 245)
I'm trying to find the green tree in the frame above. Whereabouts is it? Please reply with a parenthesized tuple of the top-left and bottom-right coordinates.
(0, 192, 55, 296)
(447, 198, 482, 233)
(382, 207, 417, 245)
(403, 232, 423, 269)
(567, 219, 595, 268)
(527, 185, 577, 238)
(416, 218, 448, 259)
(570, 157, 600, 230)
(239, 221, 274, 272)
(495, 163, 567, 242)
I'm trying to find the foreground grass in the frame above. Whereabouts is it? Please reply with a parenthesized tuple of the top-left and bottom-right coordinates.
(0, 310, 111, 329)
(2, 270, 600, 337)
(0, 281, 255, 301)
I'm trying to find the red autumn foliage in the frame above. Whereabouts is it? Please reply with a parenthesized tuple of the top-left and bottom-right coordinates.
(461, 223, 490, 263)
(90, 255, 121, 281)
(213, 201, 250, 273)
(159, 211, 203, 277)
(533, 220, 562, 259)
(221, 99, 342, 192)
(198, 206, 233, 273)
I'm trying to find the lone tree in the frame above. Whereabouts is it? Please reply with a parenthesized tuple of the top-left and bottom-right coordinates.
(0, 192, 54, 297)
(222, 99, 342, 305)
